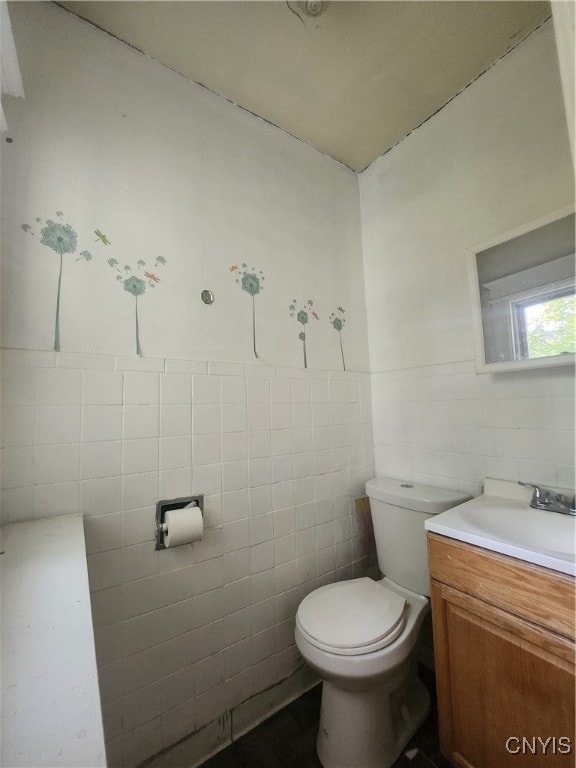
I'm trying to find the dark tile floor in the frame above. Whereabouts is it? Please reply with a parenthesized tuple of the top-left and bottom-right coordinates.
(200, 669, 452, 768)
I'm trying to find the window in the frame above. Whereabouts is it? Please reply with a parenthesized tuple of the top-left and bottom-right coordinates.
(511, 282, 575, 360)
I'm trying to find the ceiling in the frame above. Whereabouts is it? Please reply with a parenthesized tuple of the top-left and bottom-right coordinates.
(58, 1, 551, 172)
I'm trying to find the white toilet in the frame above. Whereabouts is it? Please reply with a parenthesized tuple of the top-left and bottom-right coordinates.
(294, 476, 470, 768)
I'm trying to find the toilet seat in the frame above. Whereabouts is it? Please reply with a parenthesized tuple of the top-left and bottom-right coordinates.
(296, 578, 407, 656)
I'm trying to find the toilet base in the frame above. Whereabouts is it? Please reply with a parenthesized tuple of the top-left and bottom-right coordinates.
(316, 662, 430, 768)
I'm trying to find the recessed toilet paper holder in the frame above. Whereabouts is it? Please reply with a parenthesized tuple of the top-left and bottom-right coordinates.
(155, 495, 204, 550)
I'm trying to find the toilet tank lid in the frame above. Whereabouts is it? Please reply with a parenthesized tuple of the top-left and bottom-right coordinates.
(365, 477, 470, 515)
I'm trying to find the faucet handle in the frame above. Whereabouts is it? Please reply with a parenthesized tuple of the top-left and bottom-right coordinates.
(519, 481, 543, 496)
(518, 481, 548, 507)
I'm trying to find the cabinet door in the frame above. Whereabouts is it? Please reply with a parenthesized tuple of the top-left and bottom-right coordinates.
(431, 581, 576, 768)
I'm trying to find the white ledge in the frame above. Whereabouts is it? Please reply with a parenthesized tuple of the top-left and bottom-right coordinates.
(1, 514, 106, 767)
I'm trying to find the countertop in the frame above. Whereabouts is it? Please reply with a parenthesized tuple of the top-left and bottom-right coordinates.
(1, 513, 106, 767)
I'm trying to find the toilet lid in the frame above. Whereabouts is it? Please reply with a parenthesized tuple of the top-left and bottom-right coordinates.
(296, 578, 407, 656)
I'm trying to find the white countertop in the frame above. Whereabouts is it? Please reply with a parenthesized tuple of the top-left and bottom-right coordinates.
(425, 478, 576, 577)
(1, 514, 106, 767)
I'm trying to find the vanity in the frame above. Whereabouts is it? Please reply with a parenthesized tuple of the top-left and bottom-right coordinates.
(425, 479, 575, 768)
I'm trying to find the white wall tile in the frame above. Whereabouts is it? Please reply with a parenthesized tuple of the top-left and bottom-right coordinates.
(203, 494, 223, 529)
(88, 542, 158, 592)
(82, 406, 123, 442)
(194, 464, 222, 496)
(122, 507, 156, 547)
(246, 378, 269, 404)
(250, 574, 275, 606)
(292, 404, 312, 429)
(160, 405, 192, 438)
(311, 380, 329, 403)
(124, 371, 160, 405)
(123, 439, 159, 475)
(221, 377, 246, 404)
(81, 441, 122, 480)
(2, 366, 36, 406)
(247, 403, 271, 431)
(193, 405, 221, 435)
(270, 379, 291, 403)
(33, 405, 81, 445)
(249, 513, 274, 546)
(249, 458, 272, 488)
(81, 476, 122, 518)
(160, 437, 191, 471)
(223, 548, 250, 584)
(158, 467, 196, 499)
(272, 455, 294, 483)
(160, 467, 193, 498)
(273, 507, 295, 538)
(272, 481, 295, 510)
(57, 352, 115, 370)
(221, 404, 247, 433)
(292, 428, 312, 454)
(248, 430, 271, 459)
(249, 485, 273, 517)
(294, 478, 314, 506)
(36, 368, 82, 405)
(270, 404, 291, 430)
(223, 520, 250, 554)
(124, 406, 159, 439)
(193, 589, 223, 628)
(224, 637, 252, 679)
(223, 578, 251, 614)
(33, 481, 80, 518)
(271, 428, 294, 457)
(1, 406, 35, 447)
(193, 375, 221, 404)
(291, 380, 311, 403)
(34, 443, 80, 484)
(83, 370, 123, 406)
(193, 434, 222, 466)
(84, 512, 123, 555)
(209, 363, 244, 377)
(249, 542, 274, 574)
(223, 607, 251, 647)
(160, 374, 191, 405)
(222, 489, 249, 523)
(0, 487, 34, 524)
(221, 432, 247, 462)
(123, 471, 159, 511)
(165, 359, 208, 375)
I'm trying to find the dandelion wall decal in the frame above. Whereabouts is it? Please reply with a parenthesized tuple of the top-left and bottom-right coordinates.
(289, 299, 318, 368)
(21, 210, 92, 351)
(231, 263, 265, 358)
(329, 307, 347, 370)
(107, 255, 167, 356)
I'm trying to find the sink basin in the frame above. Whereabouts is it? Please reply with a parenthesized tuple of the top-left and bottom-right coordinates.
(425, 478, 575, 576)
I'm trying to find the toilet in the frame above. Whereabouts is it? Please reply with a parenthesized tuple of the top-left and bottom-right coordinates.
(294, 476, 470, 768)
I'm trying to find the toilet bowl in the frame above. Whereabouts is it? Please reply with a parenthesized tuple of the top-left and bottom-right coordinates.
(295, 477, 470, 768)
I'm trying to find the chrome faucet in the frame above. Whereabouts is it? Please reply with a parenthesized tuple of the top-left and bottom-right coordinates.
(518, 482, 576, 516)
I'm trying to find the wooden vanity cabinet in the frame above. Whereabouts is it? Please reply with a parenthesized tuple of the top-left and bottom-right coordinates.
(427, 533, 575, 768)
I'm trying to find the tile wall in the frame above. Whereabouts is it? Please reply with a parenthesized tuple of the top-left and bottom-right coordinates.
(371, 359, 575, 497)
(0, 348, 375, 767)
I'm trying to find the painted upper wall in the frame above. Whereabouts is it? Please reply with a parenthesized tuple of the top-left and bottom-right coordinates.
(359, 20, 575, 493)
(360, 20, 574, 374)
(1, 2, 369, 373)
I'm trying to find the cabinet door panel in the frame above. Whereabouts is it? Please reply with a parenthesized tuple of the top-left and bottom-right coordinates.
(439, 593, 575, 768)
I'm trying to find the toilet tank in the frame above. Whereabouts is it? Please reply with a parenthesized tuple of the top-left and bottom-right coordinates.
(366, 477, 470, 596)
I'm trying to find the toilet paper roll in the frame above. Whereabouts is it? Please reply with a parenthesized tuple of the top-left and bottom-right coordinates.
(163, 505, 204, 548)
